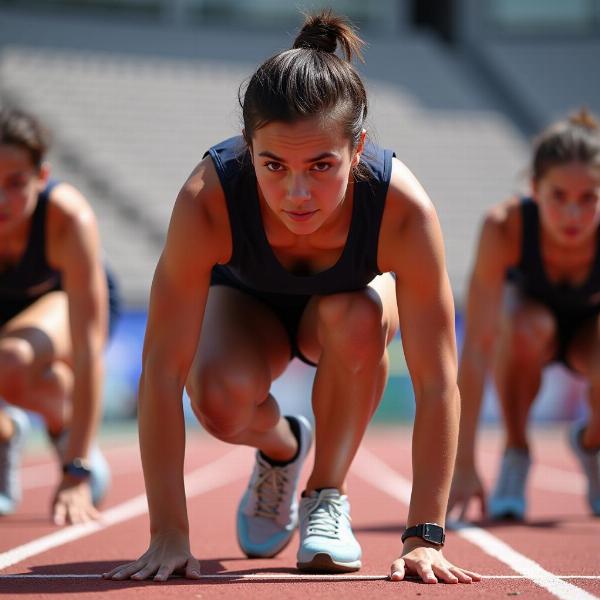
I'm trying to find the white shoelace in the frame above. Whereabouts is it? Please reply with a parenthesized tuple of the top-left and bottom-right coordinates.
(252, 456, 291, 519)
(303, 491, 347, 539)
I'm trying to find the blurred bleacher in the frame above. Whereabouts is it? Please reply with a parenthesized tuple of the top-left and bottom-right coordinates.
(0, 4, 530, 307)
(1, 1, 597, 422)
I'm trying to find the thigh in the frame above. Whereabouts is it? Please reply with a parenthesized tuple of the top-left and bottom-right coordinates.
(187, 285, 293, 388)
(0, 291, 71, 368)
(497, 285, 557, 364)
(565, 311, 600, 376)
(296, 273, 399, 365)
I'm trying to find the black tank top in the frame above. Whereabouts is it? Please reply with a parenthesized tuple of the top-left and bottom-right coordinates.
(0, 181, 62, 301)
(508, 197, 600, 315)
(206, 136, 394, 296)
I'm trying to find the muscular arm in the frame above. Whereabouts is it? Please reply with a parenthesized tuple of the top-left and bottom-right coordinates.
(103, 157, 230, 581)
(381, 160, 458, 527)
(456, 209, 516, 469)
(381, 159, 481, 583)
(137, 158, 229, 536)
(50, 184, 108, 464)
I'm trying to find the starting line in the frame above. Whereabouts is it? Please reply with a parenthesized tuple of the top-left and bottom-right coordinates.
(352, 448, 600, 600)
(1, 573, 600, 581)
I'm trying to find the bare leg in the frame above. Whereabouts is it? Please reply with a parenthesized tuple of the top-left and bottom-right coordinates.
(186, 286, 298, 459)
(568, 314, 600, 449)
(297, 273, 398, 493)
(493, 297, 556, 451)
(0, 292, 73, 432)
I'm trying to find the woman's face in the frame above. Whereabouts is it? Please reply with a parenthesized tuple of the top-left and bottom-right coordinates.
(0, 143, 47, 236)
(249, 117, 364, 235)
(534, 161, 600, 247)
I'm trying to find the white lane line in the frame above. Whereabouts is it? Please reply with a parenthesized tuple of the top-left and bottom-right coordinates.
(352, 448, 599, 600)
(1, 573, 599, 581)
(0, 447, 250, 571)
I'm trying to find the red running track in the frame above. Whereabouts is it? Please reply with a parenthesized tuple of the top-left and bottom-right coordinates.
(0, 423, 599, 599)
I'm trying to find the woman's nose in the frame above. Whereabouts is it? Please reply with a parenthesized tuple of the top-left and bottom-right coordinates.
(563, 202, 581, 219)
(287, 174, 310, 202)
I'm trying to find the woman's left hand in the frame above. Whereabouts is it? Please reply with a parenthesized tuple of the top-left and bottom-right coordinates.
(52, 478, 100, 526)
(390, 539, 481, 584)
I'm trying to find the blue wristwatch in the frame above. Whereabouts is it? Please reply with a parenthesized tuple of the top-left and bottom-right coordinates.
(62, 458, 92, 481)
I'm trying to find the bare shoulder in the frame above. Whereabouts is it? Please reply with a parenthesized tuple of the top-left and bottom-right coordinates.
(384, 156, 434, 218)
(44, 182, 102, 270)
(477, 196, 522, 266)
(176, 155, 228, 230)
(377, 157, 441, 273)
(166, 154, 232, 266)
(47, 182, 97, 232)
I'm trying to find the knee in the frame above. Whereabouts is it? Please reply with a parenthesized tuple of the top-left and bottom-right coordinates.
(186, 361, 269, 440)
(317, 292, 386, 372)
(571, 346, 600, 380)
(0, 339, 34, 402)
(504, 310, 555, 363)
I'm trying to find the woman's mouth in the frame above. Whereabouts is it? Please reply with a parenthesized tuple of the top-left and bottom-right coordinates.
(284, 209, 318, 222)
(562, 226, 581, 238)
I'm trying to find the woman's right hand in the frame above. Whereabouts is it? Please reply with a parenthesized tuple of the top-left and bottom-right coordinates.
(102, 530, 201, 582)
(447, 465, 486, 523)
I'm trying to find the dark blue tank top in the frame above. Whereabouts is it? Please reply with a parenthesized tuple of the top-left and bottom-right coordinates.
(206, 136, 394, 296)
(0, 181, 62, 301)
(508, 197, 600, 316)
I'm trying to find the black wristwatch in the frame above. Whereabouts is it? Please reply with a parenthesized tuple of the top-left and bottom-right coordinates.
(62, 458, 92, 481)
(402, 523, 445, 546)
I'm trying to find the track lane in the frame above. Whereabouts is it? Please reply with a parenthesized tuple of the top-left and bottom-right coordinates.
(1, 425, 598, 599)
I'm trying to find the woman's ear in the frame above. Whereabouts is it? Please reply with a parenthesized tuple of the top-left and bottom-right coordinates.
(530, 177, 539, 201)
(37, 162, 51, 189)
(242, 129, 254, 164)
(352, 129, 366, 168)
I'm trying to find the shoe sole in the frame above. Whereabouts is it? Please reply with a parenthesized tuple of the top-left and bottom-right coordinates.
(238, 526, 296, 559)
(489, 511, 524, 522)
(297, 553, 361, 573)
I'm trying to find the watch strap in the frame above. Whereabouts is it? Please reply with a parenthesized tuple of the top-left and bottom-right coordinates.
(62, 457, 92, 480)
(402, 522, 445, 546)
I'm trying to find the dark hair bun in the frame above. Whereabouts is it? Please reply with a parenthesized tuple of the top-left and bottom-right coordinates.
(569, 107, 599, 131)
(293, 10, 364, 62)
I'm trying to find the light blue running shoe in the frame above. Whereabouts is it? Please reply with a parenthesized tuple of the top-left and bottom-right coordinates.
(568, 423, 600, 517)
(50, 430, 111, 506)
(297, 488, 362, 573)
(488, 448, 531, 521)
(237, 415, 312, 558)
(0, 406, 30, 515)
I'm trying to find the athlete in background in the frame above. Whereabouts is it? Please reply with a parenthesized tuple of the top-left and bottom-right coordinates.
(449, 110, 600, 522)
(0, 106, 120, 524)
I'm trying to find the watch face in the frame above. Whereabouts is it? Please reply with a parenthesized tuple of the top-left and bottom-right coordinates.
(63, 458, 92, 480)
(423, 524, 444, 544)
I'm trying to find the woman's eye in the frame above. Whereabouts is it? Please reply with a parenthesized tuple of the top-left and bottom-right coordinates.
(311, 162, 331, 172)
(265, 162, 284, 172)
(5, 176, 26, 187)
